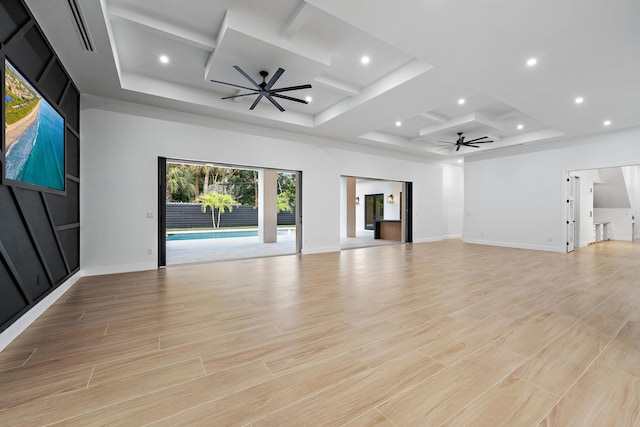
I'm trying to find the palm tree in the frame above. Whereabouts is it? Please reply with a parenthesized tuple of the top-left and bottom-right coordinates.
(196, 192, 237, 228)
(166, 165, 195, 201)
(277, 193, 293, 213)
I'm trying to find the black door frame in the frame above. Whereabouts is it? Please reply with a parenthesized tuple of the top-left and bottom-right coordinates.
(158, 157, 167, 267)
(364, 193, 385, 230)
(404, 182, 413, 242)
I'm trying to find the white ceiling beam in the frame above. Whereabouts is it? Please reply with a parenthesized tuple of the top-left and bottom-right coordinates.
(419, 112, 503, 137)
(496, 110, 523, 120)
(108, 5, 217, 51)
(99, 0, 123, 86)
(420, 112, 447, 123)
(315, 59, 433, 126)
(313, 75, 360, 96)
(281, 1, 315, 40)
(223, 11, 331, 66)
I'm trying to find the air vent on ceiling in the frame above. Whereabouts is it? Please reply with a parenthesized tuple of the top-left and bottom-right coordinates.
(67, 0, 94, 52)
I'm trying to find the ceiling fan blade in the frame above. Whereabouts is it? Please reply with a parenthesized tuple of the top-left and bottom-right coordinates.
(233, 65, 261, 89)
(437, 140, 456, 144)
(270, 84, 312, 93)
(265, 95, 285, 112)
(221, 92, 259, 100)
(469, 140, 493, 144)
(465, 136, 490, 143)
(271, 93, 308, 104)
(249, 94, 264, 110)
(210, 80, 257, 92)
(462, 144, 480, 148)
(265, 68, 285, 90)
(456, 145, 461, 152)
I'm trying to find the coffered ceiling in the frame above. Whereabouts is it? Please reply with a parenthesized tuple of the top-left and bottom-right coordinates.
(26, 0, 640, 158)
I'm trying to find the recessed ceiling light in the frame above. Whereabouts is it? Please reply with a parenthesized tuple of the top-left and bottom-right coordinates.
(395, 121, 402, 127)
(457, 159, 463, 164)
(603, 120, 612, 126)
(305, 96, 312, 103)
(458, 98, 465, 105)
(159, 55, 169, 64)
(517, 124, 524, 130)
(575, 97, 584, 104)
(526, 58, 537, 67)
(360, 55, 370, 65)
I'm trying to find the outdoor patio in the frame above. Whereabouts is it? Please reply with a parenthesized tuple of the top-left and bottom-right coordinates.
(166, 229, 400, 265)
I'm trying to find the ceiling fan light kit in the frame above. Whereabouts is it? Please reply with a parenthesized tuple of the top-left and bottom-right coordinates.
(211, 66, 312, 112)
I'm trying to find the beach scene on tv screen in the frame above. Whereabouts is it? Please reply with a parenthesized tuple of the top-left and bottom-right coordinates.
(4, 60, 64, 191)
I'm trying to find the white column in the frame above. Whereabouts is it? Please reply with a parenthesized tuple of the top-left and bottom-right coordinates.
(259, 169, 278, 243)
(346, 177, 356, 237)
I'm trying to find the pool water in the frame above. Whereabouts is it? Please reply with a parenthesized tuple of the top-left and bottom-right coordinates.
(167, 228, 293, 241)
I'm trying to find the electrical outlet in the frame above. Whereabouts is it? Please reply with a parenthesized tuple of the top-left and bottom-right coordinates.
(148, 248, 154, 255)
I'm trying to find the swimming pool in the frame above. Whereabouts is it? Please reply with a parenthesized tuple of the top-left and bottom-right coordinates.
(167, 228, 294, 241)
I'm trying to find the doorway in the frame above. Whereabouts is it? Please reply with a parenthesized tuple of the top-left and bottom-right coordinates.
(158, 157, 301, 265)
(566, 165, 640, 250)
(364, 194, 384, 230)
(340, 177, 412, 250)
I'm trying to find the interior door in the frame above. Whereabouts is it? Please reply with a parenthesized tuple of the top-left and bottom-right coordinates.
(566, 175, 576, 252)
(365, 194, 384, 230)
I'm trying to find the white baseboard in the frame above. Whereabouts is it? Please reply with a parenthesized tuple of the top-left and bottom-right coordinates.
(81, 262, 157, 277)
(463, 238, 565, 253)
(443, 234, 463, 240)
(0, 272, 82, 352)
(412, 236, 444, 244)
(302, 246, 340, 255)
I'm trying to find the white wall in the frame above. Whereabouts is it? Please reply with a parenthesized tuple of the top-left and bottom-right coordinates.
(593, 208, 633, 241)
(464, 126, 640, 252)
(339, 177, 347, 237)
(443, 163, 464, 238)
(81, 95, 445, 275)
(354, 181, 403, 231)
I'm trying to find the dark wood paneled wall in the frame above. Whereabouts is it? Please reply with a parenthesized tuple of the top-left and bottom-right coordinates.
(0, 0, 80, 332)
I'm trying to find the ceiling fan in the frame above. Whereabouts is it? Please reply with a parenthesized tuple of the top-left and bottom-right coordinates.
(437, 132, 494, 151)
(210, 66, 312, 112)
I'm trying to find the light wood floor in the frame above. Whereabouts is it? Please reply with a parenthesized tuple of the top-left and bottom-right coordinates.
(1, 240, 639, 426)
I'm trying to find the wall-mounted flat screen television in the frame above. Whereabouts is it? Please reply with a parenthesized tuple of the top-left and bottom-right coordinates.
(3, 58, 65, 192)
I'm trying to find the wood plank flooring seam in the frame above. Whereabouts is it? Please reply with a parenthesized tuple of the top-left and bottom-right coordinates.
(85, 365, 96, 389)
(198, 356, 207, 376)
(339, 408, 398, 427)
(512, 374, 562, 398)
(21, 348, 36, 367)
(36, 360, 212, 426)
(249, 366, 376, 426)
(152, 355, 363, 426)
(433, 365, 528, 426)
(532, 332, 617, 426)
